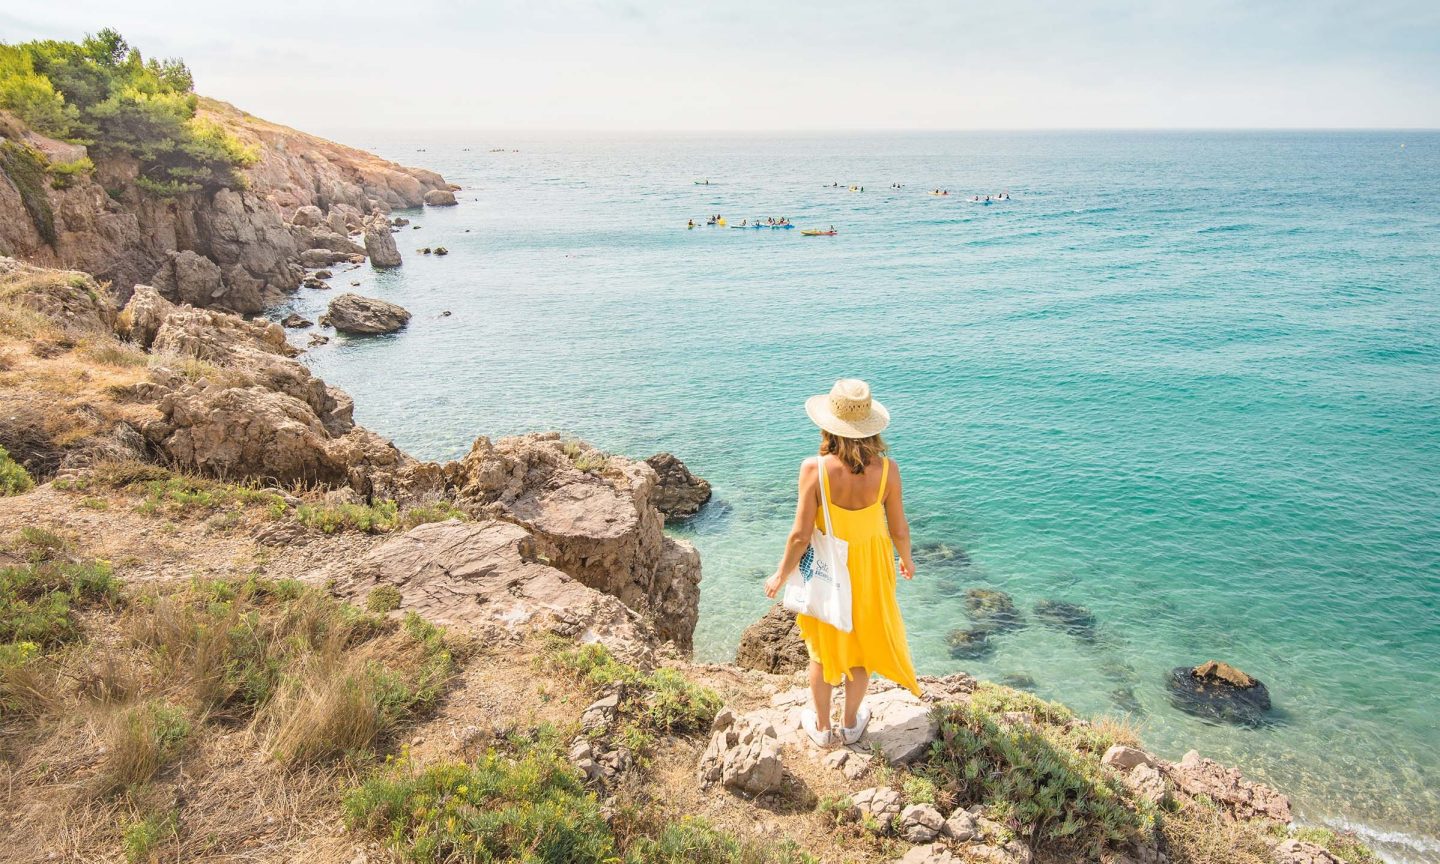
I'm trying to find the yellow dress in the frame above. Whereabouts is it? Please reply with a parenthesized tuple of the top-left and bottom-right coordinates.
(796, 458, 921, 696)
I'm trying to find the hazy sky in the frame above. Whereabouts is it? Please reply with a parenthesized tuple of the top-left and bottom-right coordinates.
(4, 1, 1439, 134)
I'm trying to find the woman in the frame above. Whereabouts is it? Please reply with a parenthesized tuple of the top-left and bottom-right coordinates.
(764, 379, 919, 748)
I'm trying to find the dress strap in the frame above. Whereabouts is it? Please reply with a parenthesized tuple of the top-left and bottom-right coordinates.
(875, 457, 890, 506)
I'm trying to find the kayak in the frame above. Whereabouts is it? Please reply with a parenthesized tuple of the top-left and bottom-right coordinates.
(801, 230, 838, 236)
(770, 223, 795, 229)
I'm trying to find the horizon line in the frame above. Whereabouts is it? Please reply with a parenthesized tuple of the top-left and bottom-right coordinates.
(317, 125, 1439, 137)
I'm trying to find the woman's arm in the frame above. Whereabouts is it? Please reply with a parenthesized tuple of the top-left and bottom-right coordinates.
(884, 458, 915, 580)
(764, 459, 821, 598)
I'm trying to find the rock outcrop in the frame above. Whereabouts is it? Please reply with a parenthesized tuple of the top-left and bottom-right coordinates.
(362, 216, 403, 268)
(698, 709, 784, 797)
(1168, 659, 1272, 726)
(0, 98, 452, 312)
(449, 433, 702, 649)
(321, 293, 410, 334)
(644, 452, 712, 521)
(735, 604, 808, 674)
(328, 519, 657, 662)
(1166, 749, 1291, 822)
(423, 189, 458, 206)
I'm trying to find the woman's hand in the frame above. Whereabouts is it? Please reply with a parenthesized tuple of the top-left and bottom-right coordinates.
(764, 570, 785, 599)
(899, 557, 916, 580)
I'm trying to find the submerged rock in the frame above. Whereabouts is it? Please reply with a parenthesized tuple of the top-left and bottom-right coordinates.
(644, 452, 712, 521)
(1168, 660, 1272, 726)
(735, 604, 807, 674)
(1033, 599, 1097, 641)
(946, 627, 993, 659)
(321, 293, 411, 335)
(964, 587, 1023, 632)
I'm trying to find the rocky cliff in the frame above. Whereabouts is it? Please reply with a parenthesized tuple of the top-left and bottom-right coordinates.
(0, 97, 455, 314)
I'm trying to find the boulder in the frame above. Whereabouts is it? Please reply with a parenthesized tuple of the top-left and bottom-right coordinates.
(644, 452, 712, 521)
(1168, 660, 1272, 726)
(321, 293, 411, 335)
(1125, 763, 1169, 804)
(898, 803, 944, 843)
(1273, 840, 1343, 864)
(300, 248, 348, 268)
(149, 250, 237, 310)
(363, 215, 403, 267)
(290, 205, 324, 227)
(849, 787, 903, 830)
(697, 711, 783, 797)
(895, 845, 956, 864)
(735, 604, 808, 674)
(116, 284, 175, 348)
(281, 313, 312, 328)
(329, 519, 657, 662)
(941, 807, 977, 841)
(448, 433, 702, 650)
(433, 246, 448, 255)
(1102, 745, 1158, 772)
(423, 189, 458, 206)
(1166, 750, 1291, 823)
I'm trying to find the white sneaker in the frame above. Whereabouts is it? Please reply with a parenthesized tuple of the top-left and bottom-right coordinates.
(801, 708, 838, 749)
(840, 703, 871, 746)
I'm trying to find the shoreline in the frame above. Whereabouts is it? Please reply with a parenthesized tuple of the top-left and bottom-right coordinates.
(0, 99, 1426, 862)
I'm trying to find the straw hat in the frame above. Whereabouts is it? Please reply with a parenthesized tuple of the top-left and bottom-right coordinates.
(805, 379, 890, 438)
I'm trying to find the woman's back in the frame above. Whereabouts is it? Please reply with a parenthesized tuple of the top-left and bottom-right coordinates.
(818, 454, 890, 511)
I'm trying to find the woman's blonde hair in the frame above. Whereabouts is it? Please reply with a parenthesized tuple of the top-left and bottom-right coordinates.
(821, 431, 888, 475)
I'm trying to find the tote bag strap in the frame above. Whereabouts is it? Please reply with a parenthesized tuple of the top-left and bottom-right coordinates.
(814, 456, 836, 539)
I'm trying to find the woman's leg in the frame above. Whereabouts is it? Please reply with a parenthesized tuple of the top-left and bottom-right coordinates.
(808, 660, 832, 727)
(842, 666, 869, 728)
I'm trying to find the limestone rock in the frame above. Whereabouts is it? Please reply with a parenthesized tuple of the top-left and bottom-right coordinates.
(941, 807, 977, 841)
(849, 787, 903, 830)
(1166, 750, 1291, 823)
(644, 452, 712, 521)
(363, 216, 403, 267)
(1273, 839, 1343, 864)
(895, 844, 956, 864)
(735, 604, 808, 674)
(1103, 745, 1158, 771)
(328, 519, 657, 662)
(322, 293, 410, 335)
(281, 313, 312, 328)
(116, 284, 175, 347)
(1125, 764, 1168, 803)
(1168, 660, 1272, 726)
(423, 189, 458, 206)
(300, 248, 348, 268)
(697, 714, 783, 797)
(449, 433, 702, 650)
(290, 205, 324, 227)
(898, 803, 944, 843)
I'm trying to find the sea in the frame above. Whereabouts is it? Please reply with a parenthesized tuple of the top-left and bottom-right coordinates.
(277, 130, 1439, 862)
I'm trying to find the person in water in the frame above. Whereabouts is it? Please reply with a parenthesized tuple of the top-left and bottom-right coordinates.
(765, 379, 919, 747)
(687, 219, 695, 229)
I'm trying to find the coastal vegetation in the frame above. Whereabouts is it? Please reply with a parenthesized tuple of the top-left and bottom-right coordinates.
(0, 29, 255, 196)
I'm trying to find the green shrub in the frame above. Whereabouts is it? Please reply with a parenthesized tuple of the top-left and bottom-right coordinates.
(0, 30, 255, 195)
(122, 810, 177, 863)
(623, 816, 818, 864)
(1288, 827, 1382, 864)
(0, 445, 34, 496)
(366, 585, 402, 613)
(927, 697, 1150, 856)
(293, 499, 466, 535)
(0, 545, 116, 646)
(47, 154, 94, 188)
(343, 749, 617, 863)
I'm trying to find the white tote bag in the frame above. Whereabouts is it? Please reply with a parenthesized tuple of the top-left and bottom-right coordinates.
(782, 457, 853, 632)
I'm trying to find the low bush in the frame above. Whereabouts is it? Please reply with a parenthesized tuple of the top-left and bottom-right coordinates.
(0, 444, 34, 495)
(926, 688, 1152, 857)
(293, 499, 466, 535)
(0, 531, 116, 646)
(122, 810, 177, 863)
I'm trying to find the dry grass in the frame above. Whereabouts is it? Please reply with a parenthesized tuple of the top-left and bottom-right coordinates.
(96, 700, 190, 794)
(1159, 802, 1273, 864)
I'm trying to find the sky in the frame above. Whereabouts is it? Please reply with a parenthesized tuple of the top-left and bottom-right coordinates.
(3, 1, 1439, 134)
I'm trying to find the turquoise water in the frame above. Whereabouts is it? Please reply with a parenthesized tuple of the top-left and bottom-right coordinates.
(281, 132, 1439, 861)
